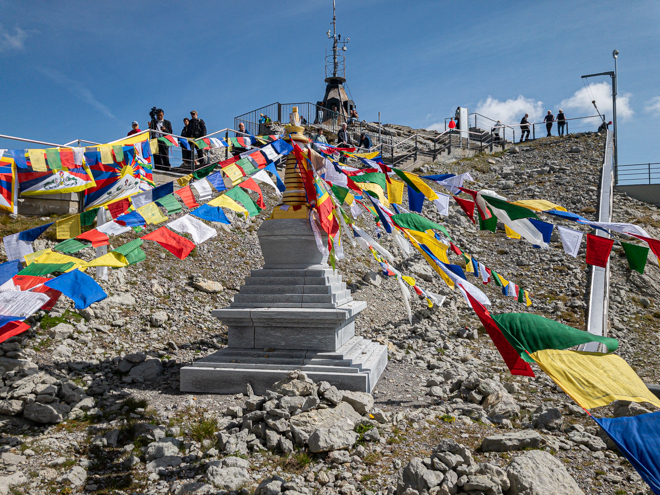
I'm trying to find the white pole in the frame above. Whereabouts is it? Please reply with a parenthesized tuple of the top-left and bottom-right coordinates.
(95, 207, 108, 281)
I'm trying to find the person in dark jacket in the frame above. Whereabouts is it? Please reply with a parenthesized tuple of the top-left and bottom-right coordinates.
(188, 111, 207, 165)
(181, 118, 192, 166)
(544, 110, 555, 137)
(337, 123, 351, 163)
(520, 114, 530, 142)
(148, 109, 173, 169)
(358, 132, 372, 149)
(556, 109, 566, 136)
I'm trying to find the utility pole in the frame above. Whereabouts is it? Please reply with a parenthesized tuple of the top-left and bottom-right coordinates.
(581, 49, 619, 181)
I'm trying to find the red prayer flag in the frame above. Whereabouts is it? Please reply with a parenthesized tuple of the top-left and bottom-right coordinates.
(450, 242, 463, 256)
(0, 321, 31, 345)
(453, 196, 476, 224)
(219, 155, 241, 169)
(586, 234, 614, 268)
(174, 186, 200, 209)
(631, 234, 660, 260)
(142, 226, 196, 260)
(465, 291, 535, 377)
(239, 178, 265, 208)
(12, 275, 61, 310)
(108, 198, 131, 219)
(163, 135, 178, 146)
(60, 149, 75, 169)
(77, 229, 109, 248)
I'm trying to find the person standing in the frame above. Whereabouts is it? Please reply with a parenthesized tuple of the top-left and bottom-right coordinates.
(520, 114, 530, 142)
(181, 118, 192, 166)
(337, 123, 351, 164)
(492, 120, 503, 143)
(188, 111, 207, 166)
(448, 117, 456, 131)
(127, 121, 141, 136)
(556, 109, 566, 136)
(148, 109, 172, 169)
(358, 132, 372, 149)
(544, 110, 555, 137)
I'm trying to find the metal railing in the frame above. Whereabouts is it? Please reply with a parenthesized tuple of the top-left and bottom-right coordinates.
(234, 102, 345, 136)
(615, 163, 660, 185)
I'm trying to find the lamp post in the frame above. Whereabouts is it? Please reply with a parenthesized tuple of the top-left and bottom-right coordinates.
(581, 49, 619, 181)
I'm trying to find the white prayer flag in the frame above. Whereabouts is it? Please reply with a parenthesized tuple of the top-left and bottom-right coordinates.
(191, 179, 213, 201)
(558, 226, 583, 258)
(261, 145, 279, 162)
(3, 233, 33, 262)
(131, 190, 153, 209)
(0, 291, 50, 318)
(580, 221, 650, 238)
(167, 215, 217, 245)
(96, 221, 132, 236)
(252, 170, 281, 196)
(433, 194, 450, 216)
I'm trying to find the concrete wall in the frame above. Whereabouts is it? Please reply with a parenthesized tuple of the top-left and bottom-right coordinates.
(615, 184, 660, 207)
(18, 193, 80, 216)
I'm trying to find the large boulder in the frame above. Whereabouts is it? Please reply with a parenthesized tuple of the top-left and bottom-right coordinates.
(341, 390, 374, 415)
(145, 438, 181, 461)
(128, 358, 163, 382)
(205, 462, 250, 491)
(396, 457, 444, 495)
(483, 390, 520, 418)
(531, 406, 563, 431)
(23, 402, 70, 424)
(506, 450, 584, 495)
(308, 426, 359, 453)
(289, 401, 360, 444)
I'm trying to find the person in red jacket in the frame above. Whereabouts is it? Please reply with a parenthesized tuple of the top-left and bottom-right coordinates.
(448, 117, 456, 130)
(127, 121, 141, 136)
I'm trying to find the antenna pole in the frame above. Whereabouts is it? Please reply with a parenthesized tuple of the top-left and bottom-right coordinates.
(332, 0, 338, 78)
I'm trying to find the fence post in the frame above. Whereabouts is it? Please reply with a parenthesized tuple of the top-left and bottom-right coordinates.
(649, 163, 652, 184)
(433, 137, 437, 162)
(277, 104, 282, 123)
(490, 132, 494, 153)
(415, 134, 418, 163)
(448, 131, 452, 155)
(532, 124, 535, 140)
(225, 131, 229, 160)
(566, 121, 569, 135)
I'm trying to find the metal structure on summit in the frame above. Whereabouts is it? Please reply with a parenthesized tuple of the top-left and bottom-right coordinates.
(318, 0, 355, 119)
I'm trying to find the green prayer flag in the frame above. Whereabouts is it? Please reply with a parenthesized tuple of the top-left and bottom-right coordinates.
(517, 287, 525, 303)
(53, 238, 88, 254)
(45, 149, 62, 171)
(392, 168, 422, 194)
(226, 187, 261, 216)
(192, 164, 217, 180)
(491, 271, 503, 287)
(621, 242, 649, 274)
(331, 185, 350, 205)
(156, 194, 183, 214)
(492, 313, 619, 363)
(79, 208, 99, 227)
(112, 145, 124, 163)
(351, 172, 388, 194)
(113, 239, 145, 266)
(18, 262, 75, 276)
(478, 207, 498, 232)
(391, 213, 453, 241)
(236, 157, 257, 176)
(482, 195, 538, 221)
(125, 248, 146, 265)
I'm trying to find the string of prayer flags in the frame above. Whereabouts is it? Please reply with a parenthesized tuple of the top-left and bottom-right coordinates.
(191, 204, 231, 224)
(465, 291, 535, 377)
(191, 179, 213, 201)
(530, 349, 660, 410)
(174, 186, 200, 209)
(108, 198, 131, 219)
(156, 194, 183, 214)
(621, 242, 649, 274)
(76, 229, 110, 248)
(225, 187, 261, 216)
(45, 269, 107, 309)
(54, 238, 88, 254)
(167, 215, 217, 245)
(586, 234, 614, 268)
(56, 216, 81, 240)
(137, 202, 168, 225)
(593, 412, 660, 494)
(0, 321, 31, 345)
(407, 185, 425, 213)
(453, 196, 476, 224)
(142, 226, 195, 260)
(491, 313, 619, 363)
(0, 260, 22, 285)
(557, 226, 583, 257)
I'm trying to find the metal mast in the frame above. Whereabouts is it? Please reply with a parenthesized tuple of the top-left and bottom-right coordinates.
(332, 0, 338, 77)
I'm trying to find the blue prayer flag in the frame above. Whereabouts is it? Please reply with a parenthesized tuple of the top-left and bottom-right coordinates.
(271, 139, 294, 156)
(265, 163, 286, 192)
(0, 260, 22, 285)
(45, 269, 107, 309)
(206, 172, 227, 192)
(116, 211, 146, 227)
(445, 263, 467, 281)
(408, 185, 425, 213)
(529, 218, 554, 248)
(178, 138, 191, 150)
(190, 204, 231, 224)
(152, 182, 174, 202)
(0, 315, 24, 327)
(546, 209, 588, 222)
(421, 174, 455, 182)
(367, 195, 392, 234)
(10, 150, 28, 169)
(18, 222, 54, 242)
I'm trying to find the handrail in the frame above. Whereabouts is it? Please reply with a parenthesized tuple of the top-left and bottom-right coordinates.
(503, 114, 601, 128)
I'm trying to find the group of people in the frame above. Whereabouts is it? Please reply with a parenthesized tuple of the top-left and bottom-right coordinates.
(518, 110, 567, 141)
(312, 123, 372, 163)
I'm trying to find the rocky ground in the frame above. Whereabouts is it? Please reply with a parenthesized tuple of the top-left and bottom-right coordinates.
(0, 132, 659, 495)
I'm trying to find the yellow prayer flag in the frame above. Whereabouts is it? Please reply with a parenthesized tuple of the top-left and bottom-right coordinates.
(32, 250, 87, 271)
(24, 248, 52, 265)
(177, 174, 193, 187)
(407, 230, 449, 263)
(100, 145, 114, 164)
(530, 349, 660, 410)
(150, 139, 159, 155)
(28, 150, 48, 172)
(358, 183, 389, 208)
(208, 195, 248, 215)
(137, 202, 168, 225)
(387, 180, 405, 205)
(525, 291, 532, 307)
(222, 164, 245, 186)
(407, 234, 454, 289)
(511, 199, 567, 212)
(504, 225, 521, 239)
(344, 192, 355, 206)
(403, 172, 439, 201)
(85, 252, 128, 268)
(108, 132, 148, 147)
(353, 151, 380, 159)
(56, 215, 81, 240)
(402, 275, 416, 286)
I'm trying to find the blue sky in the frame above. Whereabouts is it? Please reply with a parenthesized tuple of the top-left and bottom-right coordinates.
(1, 0, 659, 166)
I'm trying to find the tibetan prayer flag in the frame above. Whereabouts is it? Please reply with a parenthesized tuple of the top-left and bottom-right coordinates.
(387, 180, 405, 205)
(505, 225, 521, 239)
(56, 216, 81, 240)
(156, 194, 183, 214)
(115, 210, 146, 227)
(594, 412, 660, 494)
(271, 139, 294, 155)
(112, 239, 145, 266)
(79, 207, 100, 227)
(29, 250, 86, 271)
(194, 138, 211, 150)
(557, 226, 583, 257)
(45, 148, 62, 170)
(167, 215, 217, 244)
(3, 234, 32, 262)
(478, 206, 497, 232)
(191, 179, 213, 201)
(433, 194, 450, 217)
(511, 199, 567, 212)
(142, 226, 195, 260)
(391, 213, 452, 240)
(530, 349, 660, 410)
(222, 163, 245, 185)
(85, 252, 129, 268)
(158, 135, 178, 147)
(207, 195, 248, 215)
(192, 164, 217, 181)
(393, 169, 438, 200)
(131, 189, 153, 209)
(54, 238, 88, 254)
(178, 138, 191, 150)
(586, 234, 614, 268)
(408, 185, 425, 213)
(265, 163, 286, 193)
(206, 171, 228, 192)
(137, 202, 168, 225)
(96, 221, 132, 236)
(331, 185, 352, 205)
(76, 229, 109, 248)
(174, 186, 200, 209)
(465, 291, 535, 377)
(18, 262, 75, 276)
(0, 321, 31, 345)
(630, 234, 660, 261)
(191, 204, 231, 224)
(149, 139, 159, 155)
(100, 145, 113, 164)
(18, 222, 53, 243)
(27, 150, 47, 171)
(453, 196, 475, 224)
(152, 182, 174, 202)
(0, 260, 22, 285)
(492, 313, 618, 363)
(239, 178, 265, 208)
(482, 195, 539, 220)
(112, 145, 124, 164)
(226, 187, 261, 216)
(528, 219, 554, 246)
(621, 242, 649, 274)
(45, 269, 107, 309)
(107, 198, 131, 219)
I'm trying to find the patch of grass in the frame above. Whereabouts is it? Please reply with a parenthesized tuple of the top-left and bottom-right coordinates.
(122, 397, 148, 415)
(439, 414, 455, 424)
(292, 451, 312, 469)
(361, 474, 377, 482)
(39, 309, 82, 331)
(363, 451, 382, 465)
(189, 417, 218, 444)
(33, 337, 53, 352)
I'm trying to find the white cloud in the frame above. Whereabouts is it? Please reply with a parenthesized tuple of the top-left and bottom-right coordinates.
(40, 68, 117, 119)
(474, 95, 544, 126)
(0, 25, 28, 52)
(644, 96, 660, 115)
(560, 82, 633, 122)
